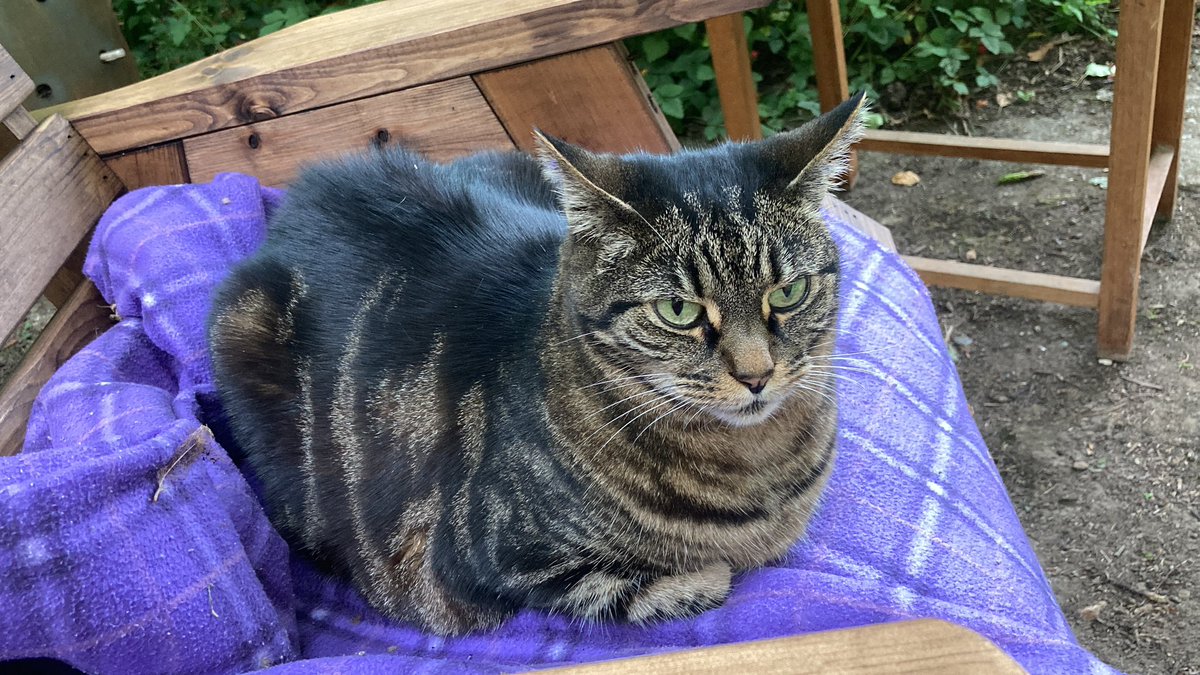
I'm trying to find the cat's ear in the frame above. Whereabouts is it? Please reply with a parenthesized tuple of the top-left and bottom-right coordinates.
(760, 91, 867, 202)
(531, 130, 648, 243)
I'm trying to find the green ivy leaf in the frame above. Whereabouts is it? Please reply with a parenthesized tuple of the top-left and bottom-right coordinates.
(642, 35, 669, 63)
(692, 64, 715, 81)
(659, 97, 684, 119)
(166, 18, 192, 46)
(656, 82, 684, 98)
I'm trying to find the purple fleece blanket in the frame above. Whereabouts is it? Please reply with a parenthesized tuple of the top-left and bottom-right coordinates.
(0, 173, 1117, 674)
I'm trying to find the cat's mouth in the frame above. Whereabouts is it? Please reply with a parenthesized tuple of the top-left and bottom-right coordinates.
(704, 395, 784, 427)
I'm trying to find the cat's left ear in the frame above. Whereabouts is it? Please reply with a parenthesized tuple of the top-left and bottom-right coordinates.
(759, 91, 868, 203)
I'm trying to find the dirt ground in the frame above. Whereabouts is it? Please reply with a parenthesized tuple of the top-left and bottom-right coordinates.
(841, 38, 1200, 675)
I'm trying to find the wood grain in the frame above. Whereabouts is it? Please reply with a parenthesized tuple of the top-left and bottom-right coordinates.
(1141, 146, 1175, 252)
(3, 107, 36, 141)
(806, 0, 856, 187)
(103, 142, 190, 190)
(1097, 0, 1166, 360)
(475, 45, 679, 155)
(42, 239, 90, 308)
(1150, 0, 1197, 218)
(0, 282, 114, 457)
(47, 0, 769, 155)
(0, 43, 34, 122)
(0, 114, 123, 343)
(859, 130, 1110, 168)
(807, 0, 850, 113)
(184, 78, 511, 187)
(706, 12, 761, 141)
(541, 619, 1025, 674)
(905, 257, 1100, 308)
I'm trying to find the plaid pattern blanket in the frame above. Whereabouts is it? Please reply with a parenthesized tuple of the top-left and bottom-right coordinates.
(0, 173, 1117, 674)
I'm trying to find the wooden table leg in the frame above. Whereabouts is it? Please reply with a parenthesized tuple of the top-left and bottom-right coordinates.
(706, 12, 762, 141)
(806, 0, 857, 187)
(1097, 0, 1167, 360)
(1152, 0, 1197, 219)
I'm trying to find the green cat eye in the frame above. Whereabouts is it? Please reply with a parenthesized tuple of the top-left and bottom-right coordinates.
(654, 297, 704, 328)
(768, 279, 810, 312)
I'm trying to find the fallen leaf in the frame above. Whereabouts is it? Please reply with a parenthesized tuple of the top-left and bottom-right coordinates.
(1084, 62, 1116, 78)
(975, 99, 989, 109)
(998, 170, 1046, 185)
(891, 170, 921, 187)
(1027, 34, 1078, 62)
(995, 92, 1013, 108)
(1079, 601, 1107, 622)
(964, 249, 978, 262)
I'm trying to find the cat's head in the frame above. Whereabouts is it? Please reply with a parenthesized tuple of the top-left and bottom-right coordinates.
(537, 93, 865, 427)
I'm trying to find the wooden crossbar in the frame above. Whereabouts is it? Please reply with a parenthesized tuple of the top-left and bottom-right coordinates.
(1141, 146, 1175, 252)
(0, 44, 33, 122)
(903, 257, 1101, 308)
(543, 619, 1025, 674)
(859, 130, 1110, 168)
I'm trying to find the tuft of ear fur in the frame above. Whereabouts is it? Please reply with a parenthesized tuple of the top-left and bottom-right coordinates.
(760, 91, 868, 203)
(531, 131, 654, 247)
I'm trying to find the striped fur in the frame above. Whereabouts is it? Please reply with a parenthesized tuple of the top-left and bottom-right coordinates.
(208, 94, 867, 634)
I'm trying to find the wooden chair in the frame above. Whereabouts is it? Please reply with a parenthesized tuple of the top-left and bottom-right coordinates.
(0, 1, 1025, 671)
(783, 0, 1196, 361)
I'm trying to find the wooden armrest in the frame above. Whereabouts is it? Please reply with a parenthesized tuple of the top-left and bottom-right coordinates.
(539, 619, 1026, 674)
(42, 0, 769, 156)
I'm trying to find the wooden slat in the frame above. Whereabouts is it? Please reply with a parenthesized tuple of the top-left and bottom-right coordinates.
(904, 257, 1101, 308)
(0, 43, 34, 121)
(806, 0, 856, 186)
(806, 0, 850, 113)
(46, 0, 770, 155)
(823, 196, 896, 252)
(475, 45, 679, 155)
(1150, 0, 1197, 218)
(1141, 146, 1175, 251)
(184, 78, 511, 187)
(42, 240, 90, 308)
(542, 620, 1025, 674)
(1097, 0, 1166, 360)
(0, 282, 115, 457)
(859, 130, 1110, 168)
(705, 12, 761, 141)
(3, 107, 37, 140)
(103, 142, 190, 190)
(0, 115, 123, 342)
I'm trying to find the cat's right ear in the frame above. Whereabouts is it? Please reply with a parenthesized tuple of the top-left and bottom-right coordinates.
(531, 130, 646, 243)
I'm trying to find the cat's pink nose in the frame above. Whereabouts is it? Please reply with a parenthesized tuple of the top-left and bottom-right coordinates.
(734, 369, 773, 394)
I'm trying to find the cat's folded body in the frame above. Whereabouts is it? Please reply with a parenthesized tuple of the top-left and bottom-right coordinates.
(208, 94, 866, 634)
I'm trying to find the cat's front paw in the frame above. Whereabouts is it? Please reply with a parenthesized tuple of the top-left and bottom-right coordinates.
(625, 562, 732, 624)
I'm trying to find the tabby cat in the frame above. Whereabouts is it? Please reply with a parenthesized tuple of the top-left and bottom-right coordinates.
(208, 92, 866, 635)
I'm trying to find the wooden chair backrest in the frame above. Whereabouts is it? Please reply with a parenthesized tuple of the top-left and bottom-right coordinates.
(0, 44, 124, 456)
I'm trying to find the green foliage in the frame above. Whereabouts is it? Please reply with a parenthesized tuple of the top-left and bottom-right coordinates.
(114, 0, 377, 76)
(115, 0, 1111, 142)
(627, 0, 1112, 140)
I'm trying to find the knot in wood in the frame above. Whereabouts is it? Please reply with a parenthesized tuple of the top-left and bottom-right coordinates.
(238, 94, 281, 123)
(373, 129, 391, 147)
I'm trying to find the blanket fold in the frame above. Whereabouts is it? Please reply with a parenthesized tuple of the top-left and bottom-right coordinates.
(0, 174, 1116, 674)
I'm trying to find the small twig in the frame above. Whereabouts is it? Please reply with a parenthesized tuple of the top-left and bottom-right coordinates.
(207, 585, 219, 618)
(153, 426, 211, 503)
(1105, 577, 1171, 604)
(1119, 374, 1163, 391)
